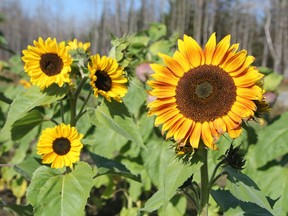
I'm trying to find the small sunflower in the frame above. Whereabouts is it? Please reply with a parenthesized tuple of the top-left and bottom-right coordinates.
(67, 39, 91, 52)
(147, 33, 264, 150)
(22, 37, 72, 90)
(37, 124, 83, 169)
(88, 54, 128, 102)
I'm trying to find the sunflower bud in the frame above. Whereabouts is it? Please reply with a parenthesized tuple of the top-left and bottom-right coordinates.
(221, 144, 246, 170)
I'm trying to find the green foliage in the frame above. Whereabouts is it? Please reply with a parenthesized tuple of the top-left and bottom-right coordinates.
(253, 112, 288, 168)
(263, 72, 283, 92)
(87, 99, 145, 149)
(26, 162, 94, 216)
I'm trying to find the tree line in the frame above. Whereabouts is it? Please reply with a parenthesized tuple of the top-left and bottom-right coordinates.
(0, 0, 287, 78)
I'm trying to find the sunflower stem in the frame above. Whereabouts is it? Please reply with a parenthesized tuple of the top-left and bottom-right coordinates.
(59, 99, 65, 123)
(69, 90, 77, 127)
(75, 76, 88, 98)
(75, 89, 92, 122)
(198, 144, 209, 216)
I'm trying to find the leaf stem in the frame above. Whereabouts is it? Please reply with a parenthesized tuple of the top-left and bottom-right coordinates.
(208, 160, 225, 191)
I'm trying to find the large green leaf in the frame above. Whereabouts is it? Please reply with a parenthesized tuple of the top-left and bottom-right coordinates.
(211, 189, 274, 216)
(140, 157, 203, 213)
(90, 152, 141, 182)
(1, 86, 67, 139)
(87, 100, 145, 149)
(26, 162, 94, 216)
(11, 108, 44, 141)
(142, 138, 174, 188)
(122, 78, 147, 117)
(226, 167, 275, 215)
(14, 156, 42, 180)
(253, 112, 288, 168)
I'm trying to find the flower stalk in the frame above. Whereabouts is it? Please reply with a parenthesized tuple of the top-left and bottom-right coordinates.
(198, 144, 209, 216)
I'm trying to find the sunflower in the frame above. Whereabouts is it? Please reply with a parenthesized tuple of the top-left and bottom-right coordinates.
(88, 54, 128, 102)
(147, 33, 264, 150)
(37, 124, 83, 169)
(22, 37, 72, 90)
(67, 39, 91, 52)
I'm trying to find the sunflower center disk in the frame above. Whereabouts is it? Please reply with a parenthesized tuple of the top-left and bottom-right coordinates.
(40, 53, 64, 76)
(52, 137, 71, 155)
(95, 70, 112, 91)
(175, 65, 237, 122)
(195, 81, 213, 99)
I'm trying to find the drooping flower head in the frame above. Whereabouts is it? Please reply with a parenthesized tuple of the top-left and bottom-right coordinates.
(147, 33, 264, 150)
(22, 37, 73, 90)
(88, 54, 128, 102)
(37, 124, 83, 169)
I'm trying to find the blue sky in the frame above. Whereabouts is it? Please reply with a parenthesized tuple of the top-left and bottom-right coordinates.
(18, 0, 105, 24)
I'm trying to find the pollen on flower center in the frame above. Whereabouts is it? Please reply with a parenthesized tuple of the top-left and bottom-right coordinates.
(40, 53, 64, 76)
(95, 70, 112, 91)
(52, 137, 71, 155)
(175, 65, 237, 122)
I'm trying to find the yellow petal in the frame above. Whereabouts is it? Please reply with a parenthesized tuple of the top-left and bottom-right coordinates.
(212, 35, 231, 65)
(189, 122, 202, 148)
(159, 53, 184, 77)
(204, 33, 216, 64)
(201, 121, 215, 149)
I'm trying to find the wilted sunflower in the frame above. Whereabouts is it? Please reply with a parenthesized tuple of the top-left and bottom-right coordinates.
(37, 124, 83, 169)
(147, 33, 264, 150)
(88, 54, 128, 102)
(67, 39, 91, 52)
(22, 37, 72, 90)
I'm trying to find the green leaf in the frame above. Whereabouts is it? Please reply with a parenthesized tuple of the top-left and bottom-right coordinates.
(26, 162, 94, 216)
(149, 40, 173, 56)
(263, 72, 283, 92)
(253, 112, 288, 168)
(122, 78, 147, 117)
(14, 156, 42, 180)
(148, 23, 167, 41)
(226, 167, 275, 214)
(142, 139, 174, 188)
(87, 100, 145, 149)
(140, 156, 203, 213)
(11, 109, 44, 141)
(1, 86, 67, 138)
(0, 204, 33, 216)
(211, 189, 274, 216)
(158, 195, 187, 216)
(90, 152, 141, 182)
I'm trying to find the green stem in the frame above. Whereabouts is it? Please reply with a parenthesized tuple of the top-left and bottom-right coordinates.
(60, 99, 65, 123)
(75, 76, 88, 98)
(208, 160, 225, 191)
(199, 144, 209, 216)
(75, 89, 92, 122)
(69, 90, 77, 127)
(181, 189, 199, 211)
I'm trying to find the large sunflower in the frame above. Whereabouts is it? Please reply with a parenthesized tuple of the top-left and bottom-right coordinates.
(88, 54, 128, 102)
(147, 33, 264, 150)
(22, 37, 72, 90)
(37, 124, 83, 169)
